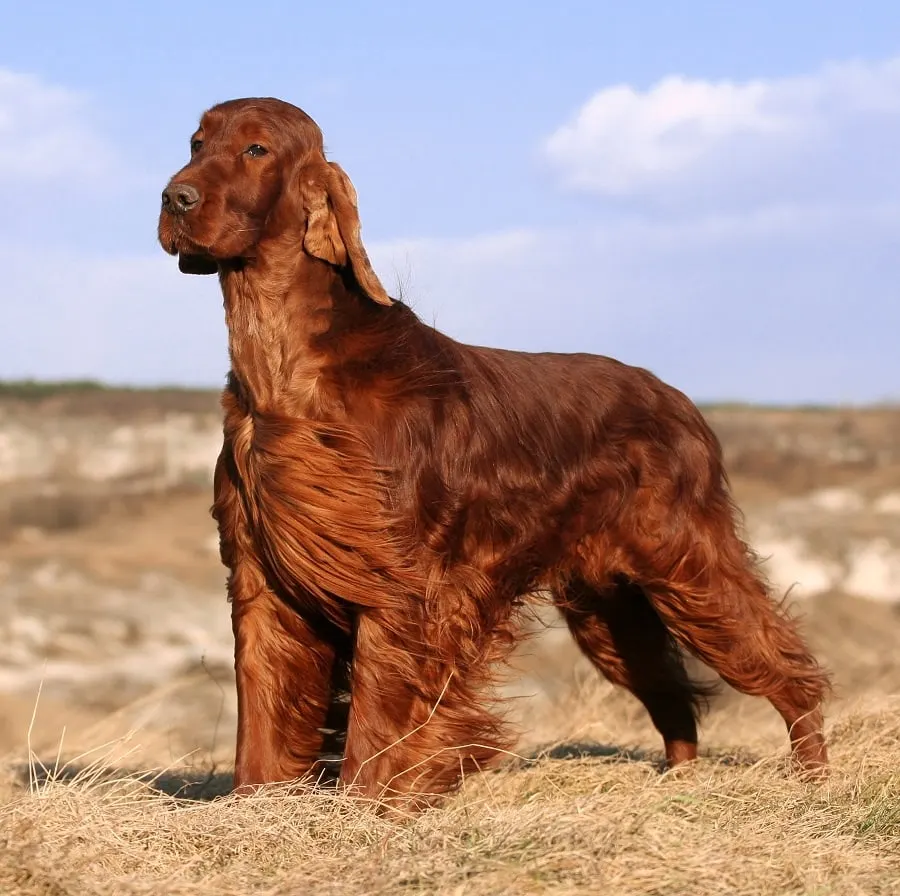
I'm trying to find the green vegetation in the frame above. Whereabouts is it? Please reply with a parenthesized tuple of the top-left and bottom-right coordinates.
(0, 379, 111, 399)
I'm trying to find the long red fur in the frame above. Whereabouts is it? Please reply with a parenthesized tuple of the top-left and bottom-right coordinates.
(158, 97, 830, 809)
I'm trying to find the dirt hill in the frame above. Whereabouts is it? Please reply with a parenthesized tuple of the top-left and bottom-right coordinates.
(1, 385, 898, 894)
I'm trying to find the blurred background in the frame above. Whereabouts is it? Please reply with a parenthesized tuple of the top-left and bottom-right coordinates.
(1, 1, 898, 766)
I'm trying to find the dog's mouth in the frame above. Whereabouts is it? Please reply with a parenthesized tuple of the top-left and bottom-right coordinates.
(163, 224, 219, 275)
(163, 218, 200, 254)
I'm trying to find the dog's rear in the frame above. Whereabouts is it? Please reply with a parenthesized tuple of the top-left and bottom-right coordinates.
(379, 333, 830, 774)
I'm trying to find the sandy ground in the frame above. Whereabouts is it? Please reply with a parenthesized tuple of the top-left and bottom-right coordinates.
(0, 427, 898, 766)
(1, 393, 899, 894)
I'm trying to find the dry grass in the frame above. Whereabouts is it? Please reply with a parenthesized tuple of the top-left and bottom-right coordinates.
(2, 392, 899, 893)
(2, 685, 898, 896)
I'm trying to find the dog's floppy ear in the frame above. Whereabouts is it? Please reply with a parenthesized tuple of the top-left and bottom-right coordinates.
(178, 253, 219, 275)
(299, 161, 393, 306)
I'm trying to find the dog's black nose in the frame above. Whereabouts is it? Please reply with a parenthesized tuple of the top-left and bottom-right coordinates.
(162, 183, 200, 214)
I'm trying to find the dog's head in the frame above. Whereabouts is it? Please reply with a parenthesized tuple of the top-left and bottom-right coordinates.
(157, 97, 391, 305)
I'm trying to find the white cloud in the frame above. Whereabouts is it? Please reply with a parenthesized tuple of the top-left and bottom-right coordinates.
(543, 58, 900, 198)
(2, 199, 897, 404)
(368, 202, 899, 404)
(2, 58, 895, 404)
(370, 229, 541, 332)
(1, 246, 227, 385)
(0, 69, 118, 182)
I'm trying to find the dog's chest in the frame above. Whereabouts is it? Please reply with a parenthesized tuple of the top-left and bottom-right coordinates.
(224, 408, 422, 616)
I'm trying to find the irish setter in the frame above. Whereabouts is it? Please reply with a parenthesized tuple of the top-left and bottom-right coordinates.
(157, 97, 830, 807)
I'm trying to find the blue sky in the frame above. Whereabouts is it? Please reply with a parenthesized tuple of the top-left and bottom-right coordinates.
(2, 1, 899, 402)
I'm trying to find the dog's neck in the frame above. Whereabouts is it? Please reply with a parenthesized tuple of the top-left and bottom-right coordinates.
(219, 249, 379, 419)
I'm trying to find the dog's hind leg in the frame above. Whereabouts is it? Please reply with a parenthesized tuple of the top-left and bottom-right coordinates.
(619, 508, 831, 777)
(555, 576, 710, 767)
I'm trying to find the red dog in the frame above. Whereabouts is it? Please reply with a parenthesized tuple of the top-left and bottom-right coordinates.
(158, 98, 829, 806)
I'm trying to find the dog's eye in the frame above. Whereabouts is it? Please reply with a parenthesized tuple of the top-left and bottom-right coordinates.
(245, 144, 268, 158)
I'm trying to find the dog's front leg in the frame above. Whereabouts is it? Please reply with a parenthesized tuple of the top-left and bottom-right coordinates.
(337, 608, 419, 802)
(339, 607, 507, 810)
(229, 565, 338, 792)
(214, 444, 339, 792)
